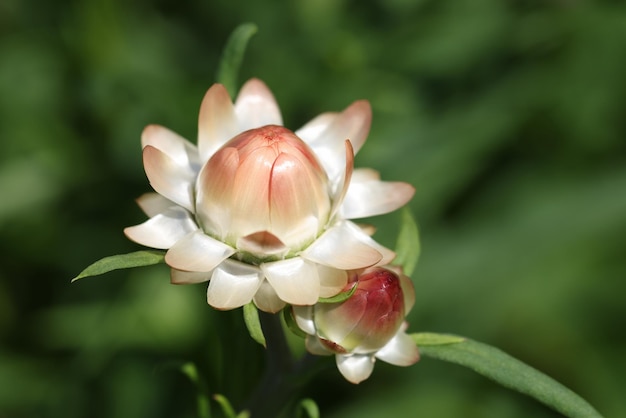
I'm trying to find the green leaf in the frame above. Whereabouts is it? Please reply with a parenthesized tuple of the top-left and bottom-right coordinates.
(213, 394, 237, 418)
(180, 362, 211, 418)
(412, 333, 603, 418)
(243, 302, 266, 347)
(296, 398, 320, 418)
(393, 207, 420, 276)
(413, 332, 466, 345)
(72, 250, 166, 282)
(317, 282, 357, 304)
(215, 23, 258, 98)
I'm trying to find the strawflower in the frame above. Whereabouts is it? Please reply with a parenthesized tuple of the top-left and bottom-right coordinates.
(293, 266, 419, 383)
(124, 79, 414, 312)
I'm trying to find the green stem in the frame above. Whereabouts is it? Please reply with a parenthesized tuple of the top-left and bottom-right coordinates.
(244, 311, 298, 418)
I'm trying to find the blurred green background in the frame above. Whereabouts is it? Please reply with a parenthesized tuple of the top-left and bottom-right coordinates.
(1, 0, 625, 417)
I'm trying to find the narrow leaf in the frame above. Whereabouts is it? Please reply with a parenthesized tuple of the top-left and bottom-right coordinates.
(412, 333, 603, 418)
(317, 282, 357, 304)
(216, 23, 258, 98)
(393, 207, 420, 276)
(72, 250, 166, 282)
(296, 398, 320, 418)
(213, 394, 237, 418)
(243, 302, 266, 347)
(180, 362, 211, 418)
(413, 332, 466, 346)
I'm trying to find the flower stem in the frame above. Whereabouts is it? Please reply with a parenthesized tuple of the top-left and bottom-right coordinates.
(244, 311, 313, 418)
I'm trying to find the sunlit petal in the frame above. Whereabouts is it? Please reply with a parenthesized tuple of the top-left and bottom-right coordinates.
(165, 230, 235, 272)
(302, 221, 382, 270)
(292, 306, 316, 335)
(305, 100, 371, 182)
(253, 280, 286, 313)
(143, 145, 195, 212)
(135, 193, 175, 217)
(141, 124, 201, 172)
(375, 325, 420, 366)
(235, 78, 283, 130)
(197, 83, 239, 161)
(341, 180, 415, 219)
(295, 112, 338, 142)
(207, 260, 263, 310)
(124, 207, 197, 249)
(336, 354, 375, 384)
(170, 268, 211, 284)
(317, 265, 348, 298)
(261, 258, 320, 305)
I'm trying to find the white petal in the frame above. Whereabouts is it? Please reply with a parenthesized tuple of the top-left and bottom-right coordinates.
(305, 336, 333, 356)
(336, 354, 376, 384)
(341, 180, 415, 219)
(295, 112, 338, 142)
(350, 168, 380, 182)
(302, 221, 382, 270)
(143, 145, 195, 212)
(234, 78, 283, 130)
(304, 100, 371, 182)
(261, 258, 320, 305)
(316, 265, 348, 298)
(207, 260, 263, 310)
(253, 280, 286, 313)
(135, 193, 175, 217)
(292, 306, 316, 335)
(124, 207, 197, 249)
(197, 83, 239, 161)
(165, 230, 235, 272)
(375, 326, 420, 367)
(141, 124, 201, 172)
(399, 274, 416, 313)
(329, 140, 354, 219)
(170, 268, 211, 284)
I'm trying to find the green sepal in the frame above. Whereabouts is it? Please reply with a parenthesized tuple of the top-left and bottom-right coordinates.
(296, 398, 320, 418)
(393, 207, 420, 276)
(243, 302, 266, 347)
(215, 23, 258, 98)
(282, 307, 307, 339)
(412, 333, 603, 418)
(316, 282, 357, 304)
(72, 250, 166, 282)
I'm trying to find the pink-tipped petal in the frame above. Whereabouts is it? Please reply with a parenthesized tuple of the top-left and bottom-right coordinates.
(305, 100, 372, 182)
(295, 112, 338, 142)
(234, 78, 283, 130)
(336, 354, 376, 384)
(292, 306, 316, 335)
(197, 83, 239, 161)
(170, 268, 211, 284)
(317, 265, 348, 298)
(341, 180, 415, 219)
(329, 140, 354, 218)
(207, 260, 263, 310)
(124, 207, 197, 249)
(143, 145, 195, 212)
(302, 221, 383, 270)
(375, 326, 420, 367)
(261, 258, 320, 306)
(253, 280, 286, 313)
(165, 230, 235, 272)
(135, 193, 174, 217)
(141, 124, 200, 171)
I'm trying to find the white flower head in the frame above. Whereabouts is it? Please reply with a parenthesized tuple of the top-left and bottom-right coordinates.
(293, 266, 420, 384)
(125, 79, 415, 312)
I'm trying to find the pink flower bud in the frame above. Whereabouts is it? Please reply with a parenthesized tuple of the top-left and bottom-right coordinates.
(314, 267, 412, 353)
(195, 125, 331, 258)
